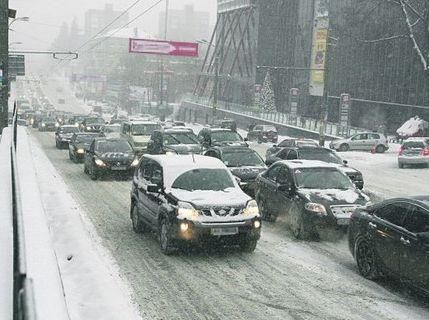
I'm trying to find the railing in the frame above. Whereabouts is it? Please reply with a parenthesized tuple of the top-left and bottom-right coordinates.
(10, 102, 37, 320)
(184, 94, 366, 137)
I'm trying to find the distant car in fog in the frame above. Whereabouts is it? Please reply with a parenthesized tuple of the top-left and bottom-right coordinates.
(80, 117, 105, 133)
(68, 132, 102, 163)
(55, 125, 80, 149)
(197, 128, 248, 149)
(247, 125, 278, 143)
(147, 128, 201, 155)
(38, 117, 57, 131)
(266, 138, 318, 159)
(120, 120, 162, 155)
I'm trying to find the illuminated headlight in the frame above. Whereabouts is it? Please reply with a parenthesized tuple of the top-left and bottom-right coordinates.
(76, 148, 85, 154)
(86, 126, 91, 130)
(305, 203, 327, 216)
(55, 123, 60, 127)
(180, 222, 189, 232)
(165, 151, 176, 155)
(95, 158, 106, 167)
(30, 119, 34, 125)
(42, 123, 46, 127)
(254, 220, 261, 229)
(75, 123, 79, 127)
(243, 200, 260, 217)
(131, 158, 139, 167)
(177, 202, 199, 220)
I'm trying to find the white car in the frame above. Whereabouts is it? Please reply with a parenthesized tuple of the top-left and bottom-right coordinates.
(330, 132, 389, 153)
(398, 138, 429, 168)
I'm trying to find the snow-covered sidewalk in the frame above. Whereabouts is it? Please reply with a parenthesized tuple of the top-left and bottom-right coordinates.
(17, 126, 141, 320)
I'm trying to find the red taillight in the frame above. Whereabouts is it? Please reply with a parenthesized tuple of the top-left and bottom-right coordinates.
(399, 147, 404, 155)
(422, 148, 429, 156)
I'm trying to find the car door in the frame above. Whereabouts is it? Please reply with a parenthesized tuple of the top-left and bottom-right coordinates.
(372, 202, 411, 276)
(135, 159, 157, 227)
(367, 133, 381, 150)
(85, 140, 95, 168)
(274, 166, 294, 215)
(400, 205, 429, 290)
(350, 134, 368, 150)
(257, 164, 283, 216)
(143, 161, 164, 226)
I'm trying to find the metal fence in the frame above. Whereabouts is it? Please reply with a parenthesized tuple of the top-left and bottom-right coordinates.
(10, 102, 37, 320)
(185, 94, 365, 137)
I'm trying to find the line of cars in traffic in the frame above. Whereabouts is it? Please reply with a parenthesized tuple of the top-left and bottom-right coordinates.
(39, 113, 429, 295)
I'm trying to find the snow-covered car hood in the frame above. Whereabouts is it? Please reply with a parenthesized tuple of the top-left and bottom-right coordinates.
(229, 166, 267, 182)
(298, 188, 369, 207)
(132, 135, 151, 144)
(166, 144, 202, 155)
(169, 187, 250, 209)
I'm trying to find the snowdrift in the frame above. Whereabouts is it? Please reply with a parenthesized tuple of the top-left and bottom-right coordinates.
(396, 116, 428, 138)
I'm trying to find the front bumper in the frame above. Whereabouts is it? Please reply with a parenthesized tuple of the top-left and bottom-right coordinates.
(304, 206, 360, 231)
(172, 217, 261, 243)
(398, 156, 429, 165)
(94, 163, 136, 175)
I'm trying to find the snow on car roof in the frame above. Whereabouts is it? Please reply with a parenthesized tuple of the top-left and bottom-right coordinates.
(145, 155, 229, 188)
(129, 120, 159, 125)
(279, 160, 338, 169)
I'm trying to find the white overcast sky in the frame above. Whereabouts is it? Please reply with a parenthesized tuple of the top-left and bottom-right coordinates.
(10, 0, 217, 50)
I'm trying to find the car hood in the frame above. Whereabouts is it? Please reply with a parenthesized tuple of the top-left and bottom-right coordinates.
(169, 187, 250, 209)
(297, 188, 369, 206)
(229, 166, 267, 181)
(132, 135, 151, 144)
(96, 151, 134, 161)
(166, 144, 202, 154)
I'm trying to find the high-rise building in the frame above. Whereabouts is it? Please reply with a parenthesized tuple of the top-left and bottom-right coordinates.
(158, 4, 211, 42)
(84, 4, 129, 37)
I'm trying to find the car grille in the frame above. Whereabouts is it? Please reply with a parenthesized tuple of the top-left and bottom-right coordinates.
(199, 207, 243, 217)
(330, 205, 359, 217)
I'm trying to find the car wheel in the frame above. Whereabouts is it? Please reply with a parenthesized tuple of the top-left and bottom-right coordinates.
(239, 236, 258, 253)
(159, 217, 175, 255)
(90, 163, 98, 180)
(355, 237, 379, 280)
(69, 150, 73, 160)
(375, 145, 385, 153)
(131, 205, 146, 233)
(398, 162, 404, 169)
(339, 144, 349, 152)
(289, 204, 311, 240)
(84, 162, 89, 174)
(258, 198, 277, 222)
(55, 140, 59, 148)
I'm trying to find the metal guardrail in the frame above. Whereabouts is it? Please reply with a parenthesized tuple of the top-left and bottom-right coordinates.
(10, 102, 37, 320)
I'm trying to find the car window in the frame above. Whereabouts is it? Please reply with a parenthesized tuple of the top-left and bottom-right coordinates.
(375, 203, 411, 227)
(352, 134, 367, 140)
(266, 165, 283, 181)
(369, 133, 380, 140)
(276, 167, 290, 185)
(140, 160, 163, 186)
(286, 150, 298, 160)
(279, 139, 295, 147)
(298, 149, 342, 164)
(205, 150, 218, 158)
(222, 150, 265, 167)
(277, 149, 290, 159)
(403, 206, 429, 234)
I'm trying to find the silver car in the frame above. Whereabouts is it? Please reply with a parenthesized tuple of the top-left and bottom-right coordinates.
(398, 138, 429, 168)
(330, 132, 389, 153)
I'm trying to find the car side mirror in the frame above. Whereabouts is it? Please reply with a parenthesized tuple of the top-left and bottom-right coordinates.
(416, 232, 429, 244)
(273, 145, 277, 148)
(343, 160, 348, 166)
(244, 137, 249, 142)
(147, 184, 160, 193)
(278, 184, 295, 194)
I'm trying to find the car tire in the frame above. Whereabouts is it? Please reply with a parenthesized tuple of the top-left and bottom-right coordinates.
(239, 236, 258, 253)
(375, 145, 385, 153)
(398, 162, 404, 169)
(131, 205, 147, 233)
(258, 198, 277, 222)
(84, 162, 89, 174)
(90, 164, 98, 180)
(289, 204, 311, 240)
(55, 140, 59, 149)
(339, 144, 349, 152)
(159, 217, 175, 255)
(355, 236, 380, 280)
(68, 150, 73, 160)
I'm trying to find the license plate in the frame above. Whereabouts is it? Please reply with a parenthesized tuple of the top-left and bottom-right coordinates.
(111, 166, 127, 171)
(211, 227, 238, 236)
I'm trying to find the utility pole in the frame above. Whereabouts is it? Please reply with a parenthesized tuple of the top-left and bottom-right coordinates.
(213, 55, 218, 118)
(159, 0, 169, 108)
(0, 0, 9, 132)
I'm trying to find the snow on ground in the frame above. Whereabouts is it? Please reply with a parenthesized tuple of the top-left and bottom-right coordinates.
(20, 126, 141, 320)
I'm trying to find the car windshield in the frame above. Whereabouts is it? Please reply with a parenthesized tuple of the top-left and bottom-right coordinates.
(132, 124, 160, 136)
(298, 149, 342, 164)
(86, 118, 104, 124)
(222, 150, 265, 167)
(75, 135, 97, 144)
(403, 141, 425, 149)
(172, 169, 235, 191)
(164, 132, 199, 145)
(211, 131, 242, 142)
(95, 140, 132, 153)
(104, 126, 121, 133)
(60, 127, 79, 134)
(294, 168, 354, 190)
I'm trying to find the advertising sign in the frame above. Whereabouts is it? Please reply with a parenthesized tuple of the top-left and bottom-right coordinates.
(309, 0, 329, 97)
(9, 54, 25, 77)
(339, 93, 351, 133)
(129, 38, 199, 57)
(289, 88, 300, 116)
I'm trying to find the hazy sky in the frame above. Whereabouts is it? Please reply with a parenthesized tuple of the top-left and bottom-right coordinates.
(10, 0, 217, 50)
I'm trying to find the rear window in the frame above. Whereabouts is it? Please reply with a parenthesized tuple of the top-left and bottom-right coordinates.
(403, 141, 426, 149)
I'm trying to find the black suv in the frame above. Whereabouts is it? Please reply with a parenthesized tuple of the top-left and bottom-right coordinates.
(265, 145, 364, 190)
(130, 155, 262, 254)
(84, 138, 139, 180)
(147, 128, 202, 155)
(204, 146, 267, 197)
(197, 128, 247, 149)
(266, 138, 318, 158)
(68, 132, 102, 163)
(255, 160, 369, 238)
(55, 125, 80, 149)
(247, 125, 278, 143)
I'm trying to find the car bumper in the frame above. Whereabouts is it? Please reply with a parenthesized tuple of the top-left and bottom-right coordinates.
(303, 210, 353, 231)
(173, 217, 262, 242)
(94, 165, 135, 175)
(398, 156, 429, 165)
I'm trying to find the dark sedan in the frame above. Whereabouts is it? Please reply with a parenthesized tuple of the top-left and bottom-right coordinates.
(38, 117, 57, 132)
(55, 125, 80, 149)
(80, 117, 105, 132)
(348, 196, 429, 294)
(205, 146, 267, 197)
(255, 160, 369, 238)
(247, 125, 278, 143)
(84, 138, 139, 180)
(147, 128, 202, 155)
(68, 133, 101, 163)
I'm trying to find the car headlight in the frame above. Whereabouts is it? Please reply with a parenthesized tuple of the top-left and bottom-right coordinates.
(243, 200, 260, 217)
(75, 123, 79, 127)
(131, 158, 139, 167)
(94, 158, 106, 167)
(86, 126, 91, 130)
(76, 148, 85, 154)
(165, 151, 177, 155)
(305, 203, 327, 216)
(42, 123, 46, 127)
(55, 123, 60, 127)
(177, 202, 199, 220)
